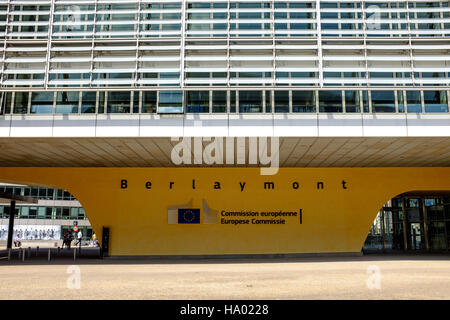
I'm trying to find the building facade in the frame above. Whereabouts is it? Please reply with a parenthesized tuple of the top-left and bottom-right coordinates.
(0, 0, 449, 256)
(0, 1, 449, 115)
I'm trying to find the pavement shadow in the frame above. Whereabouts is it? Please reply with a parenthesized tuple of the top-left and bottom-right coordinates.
(1, 247, 449, 266)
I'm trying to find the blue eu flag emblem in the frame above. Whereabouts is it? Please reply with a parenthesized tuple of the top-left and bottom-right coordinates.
(178, 209, 200, 224)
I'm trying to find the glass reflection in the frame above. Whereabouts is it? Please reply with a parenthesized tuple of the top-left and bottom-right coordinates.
(424, 91, 448, 113)
(292, 91, 315, 112)
(319, 90, 342, 112)
(158, 91, 183, 113)
(371, 91, 396, 113)
(239, 91, 262, 113)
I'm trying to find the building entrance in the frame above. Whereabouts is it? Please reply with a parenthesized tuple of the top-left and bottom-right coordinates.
(364, 193, 450, 253)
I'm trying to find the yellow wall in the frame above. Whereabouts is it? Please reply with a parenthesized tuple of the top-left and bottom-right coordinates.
(0, 167, 449, 256)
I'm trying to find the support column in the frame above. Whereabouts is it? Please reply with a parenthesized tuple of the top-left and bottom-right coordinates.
(421, 197, 430, 251)
(381, 210, 386, 252)
(401, 198, 408, 251)
(443, 197, 448, 252)
(6, 200, 16, 249)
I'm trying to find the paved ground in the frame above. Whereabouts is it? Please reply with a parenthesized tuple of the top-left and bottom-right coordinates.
(0, 240, 93, 250)
(0, 255, 449, 300)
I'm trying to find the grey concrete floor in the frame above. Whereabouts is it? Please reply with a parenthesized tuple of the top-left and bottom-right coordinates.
(0, 255, 449, 300)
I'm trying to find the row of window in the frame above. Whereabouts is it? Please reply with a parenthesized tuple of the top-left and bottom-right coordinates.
(0, 2, 449, 38)
(0, 185, 76, 201)
(2, 90, 448, 114)
(2, 35, 448, 87)
(0, 206, 86, 220)
(389, 197, 450, 222)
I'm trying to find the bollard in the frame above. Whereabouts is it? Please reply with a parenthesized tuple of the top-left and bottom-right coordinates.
(7, 248, 11, 261)
(21, 249, 25, 262)
(28, 247, 31, 258)
(18, 249, 21, 260)
(36, 246, 39, 257)
(48, 248, 51, 262)
(57, 247, 60, 256)
(73, 248, 76, 261)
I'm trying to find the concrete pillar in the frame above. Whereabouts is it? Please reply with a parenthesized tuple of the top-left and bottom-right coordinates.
(401, 198, 408, 251)
(442, 197, 449, 252)
(6, 200, 16, 249)
(381, 210, 386, 252)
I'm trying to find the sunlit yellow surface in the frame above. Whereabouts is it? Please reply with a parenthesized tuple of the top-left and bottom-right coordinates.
(0, 167, 448, 256)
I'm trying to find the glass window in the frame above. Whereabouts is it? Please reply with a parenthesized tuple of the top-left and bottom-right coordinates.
(46, 207, 52, 219)
(29, 207, 37, 219)
(20, 207, 29, 219)
(98, 92, 105, 113)
(38, 207, 46, 219)
(14, 92, 29, 114)
(230, 91, 236, 113)
(186, 91, 209, 113)
(107, 91, 130, 113)
(14, 187, 21, 196)
(55, 92, 79, 114)
(38, 188, 46, 199)
(2, 92, 12, 114)
(345, 91, 360, 113)
(275, 91, 289, 113)
(63, 191, 71, 200)
(239, 91, 262, 113)
(212, 91, 227, 113)
(81, 92, 96, 113)
(371, 91, 396, 113)
(397, 91, 405, 113)
(424, 91, 448, 113)
(406, 91, 422, 113)
(142, 91, 156, 113)
(55, 207, 62, 219)
(70, 208, 78, 219)
(30, 188, 38, 197)
(319, 91, 342, 113)
(362, 91, 370, 113)
(133, 91, 139, 113)
(292, 91, 315, 113)
(78, 208, 86, 220)
(265, 91, 272, 113)
(62, 208, 70, 219)
(158, 91, 183, 113)
(31, 92, 54, 114)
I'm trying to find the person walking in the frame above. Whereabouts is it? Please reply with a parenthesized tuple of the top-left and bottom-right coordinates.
(91, 232, 98, 247)
(76, 230, 83, 247)
(62, 231, 67, 248)
(66, 231, 73, 249)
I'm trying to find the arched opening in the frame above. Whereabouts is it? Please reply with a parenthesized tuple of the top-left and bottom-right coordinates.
(0, 182, 97, 250)
(363, 191, 450, 253)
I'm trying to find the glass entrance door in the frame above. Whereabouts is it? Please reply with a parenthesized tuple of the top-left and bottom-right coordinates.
(410, 223, 422, 250)
(429, 222, 447, 251)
